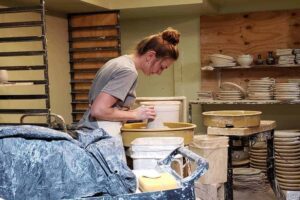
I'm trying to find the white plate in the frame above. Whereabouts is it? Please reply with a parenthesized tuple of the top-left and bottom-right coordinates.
(233, 167, 262, 175)
(275, 130, 300, 137)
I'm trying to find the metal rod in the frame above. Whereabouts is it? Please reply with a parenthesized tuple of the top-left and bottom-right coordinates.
(0, 51, 45, 57)
(67, 13, 76, 122)
(40, 0, 51, 126)
(0, 21, 42, 28)
(0, 36, 44, 43)
(0, 95, 47, 99)
(0, 6, 42, 14)
(0, 109, 48, 114)
(0, 65, 46, 70)
(10, 80, 47, 84)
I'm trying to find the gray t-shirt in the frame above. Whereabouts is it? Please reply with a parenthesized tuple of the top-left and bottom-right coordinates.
(77, 55, 138, 130)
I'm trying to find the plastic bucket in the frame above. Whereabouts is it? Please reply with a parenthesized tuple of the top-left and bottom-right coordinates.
(190, 135, 228, 184)
(140, 101, 181, 129)
(129, 137, 184, 175)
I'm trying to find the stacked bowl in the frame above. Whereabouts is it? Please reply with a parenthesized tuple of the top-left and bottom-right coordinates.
(210, 54, 236, 68)
(275, 130, 300, 191)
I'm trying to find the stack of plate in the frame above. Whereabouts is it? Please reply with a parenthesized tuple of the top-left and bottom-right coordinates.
(210, 54, 236, 68)
(233, 168, 267, 191)
(247, 79, 274, 100)
(274, 83, 300, 101)
(197, 91, 213, 100)
(249, 142, 267, 176)
(275, 130, 300, 191)
(216, 90, 243, 100)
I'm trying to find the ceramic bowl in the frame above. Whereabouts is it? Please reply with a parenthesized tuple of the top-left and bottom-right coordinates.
(237, 55, 253, 67)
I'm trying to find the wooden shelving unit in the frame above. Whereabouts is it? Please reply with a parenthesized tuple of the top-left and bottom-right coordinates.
(68, 11, 121, 123)
(200, 10, 300, 93)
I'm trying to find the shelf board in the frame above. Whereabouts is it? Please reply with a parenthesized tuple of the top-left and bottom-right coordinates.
(202, 64, 300, 71)
(0, 50, 45, 57)
(0, 123, 48, 127)
(189, 99, 300, 105)
(0, 21, 43, 28)
(69, 25, 120, 31)
(0, 6, 42, 14)
(70, 35, 119, 42)
(0, 109, 49, 114)
(0, 65, 46, 70)
(71, 100, 88, 104)
(69, 46, 120, 53)
(0, 95, 47, 99)
(0, 36, 44, 43)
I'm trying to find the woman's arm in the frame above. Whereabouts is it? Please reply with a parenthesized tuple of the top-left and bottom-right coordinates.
(90, 92, 155, 122)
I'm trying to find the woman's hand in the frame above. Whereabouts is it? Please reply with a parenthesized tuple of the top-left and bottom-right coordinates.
(133, 106, 156, 120)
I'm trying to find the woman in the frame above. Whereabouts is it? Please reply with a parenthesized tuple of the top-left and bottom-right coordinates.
(77, 27, 180, 160)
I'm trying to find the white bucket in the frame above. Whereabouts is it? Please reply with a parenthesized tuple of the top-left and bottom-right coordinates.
(190, 135, 229, 184)
(140, 101, 181, 129)
(129, 137, 184, 176)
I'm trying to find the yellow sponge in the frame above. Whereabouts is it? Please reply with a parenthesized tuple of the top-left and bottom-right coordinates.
(138, 172, 179, 192)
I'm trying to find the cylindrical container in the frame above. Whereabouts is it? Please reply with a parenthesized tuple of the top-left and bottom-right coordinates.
(140, 101, 181, 129)
(129, 137, 184, 176)
(190, 135, 228, 184)
(0, 70, 8, 83)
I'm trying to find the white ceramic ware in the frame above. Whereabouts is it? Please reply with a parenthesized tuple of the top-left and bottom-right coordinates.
(237, 55, 253, 67)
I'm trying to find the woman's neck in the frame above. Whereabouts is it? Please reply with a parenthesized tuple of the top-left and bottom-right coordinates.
(128, 53, 143, 70)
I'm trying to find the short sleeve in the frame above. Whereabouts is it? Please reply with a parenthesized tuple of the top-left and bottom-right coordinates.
(101, 69, 137, 101)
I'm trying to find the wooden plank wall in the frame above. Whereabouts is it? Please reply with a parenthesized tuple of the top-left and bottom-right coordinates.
(68, 11, 120, 122)
(200, 10, 300, 92)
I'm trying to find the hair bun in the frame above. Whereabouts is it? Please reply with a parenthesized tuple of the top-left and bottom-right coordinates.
(161, 27, 180, 46)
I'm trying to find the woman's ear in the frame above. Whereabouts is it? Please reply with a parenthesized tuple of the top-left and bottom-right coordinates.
(145, 50, 156, 61)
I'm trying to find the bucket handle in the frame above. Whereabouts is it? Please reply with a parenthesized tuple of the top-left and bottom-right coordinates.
(157, 147, 209, 185)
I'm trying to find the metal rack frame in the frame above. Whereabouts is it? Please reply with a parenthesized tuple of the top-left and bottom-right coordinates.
(0, 0, 51, 126)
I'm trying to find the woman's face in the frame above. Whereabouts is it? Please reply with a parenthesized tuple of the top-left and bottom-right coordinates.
(144, 56, 175, 76)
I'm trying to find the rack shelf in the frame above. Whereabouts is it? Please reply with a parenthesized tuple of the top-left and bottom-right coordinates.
(190, 99, 300, 105)
(68, 11, 121, 123)
(0, 6, 42, 14)
(202, 64, 300, 71)
(70, 35, 119, 42)
(0, 0, 51, 126)
(0, 36, 44, 43)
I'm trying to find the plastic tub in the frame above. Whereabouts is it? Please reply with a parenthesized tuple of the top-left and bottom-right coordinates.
(190, 135, 229, 184)
(129, 137, 184, 175)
